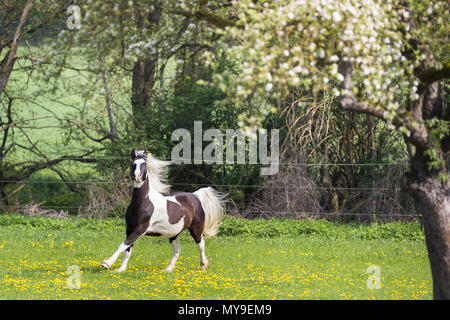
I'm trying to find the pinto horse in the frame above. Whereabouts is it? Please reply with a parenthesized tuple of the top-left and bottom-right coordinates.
(101, 150, 226, 273)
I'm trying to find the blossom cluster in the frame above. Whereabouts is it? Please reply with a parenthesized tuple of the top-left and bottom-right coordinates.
(205, 0, 448, 126)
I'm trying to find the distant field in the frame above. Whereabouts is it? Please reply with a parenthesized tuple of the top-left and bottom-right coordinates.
(0, 215, 431, 300)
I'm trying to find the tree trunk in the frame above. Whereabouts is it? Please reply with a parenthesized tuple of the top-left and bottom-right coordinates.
(131, 57, 158, 120)
(101, 70, 118, 140)
(402, 80, 450, 299)
(403, 152, 450, 299)
(131, 5, 161, 123)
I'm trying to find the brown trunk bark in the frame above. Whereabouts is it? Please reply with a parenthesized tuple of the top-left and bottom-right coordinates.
(131, 57, 157, 119)
(402, 81, 450, 299)
(403, 158, 450, 299)
(131, 5, 161, 123)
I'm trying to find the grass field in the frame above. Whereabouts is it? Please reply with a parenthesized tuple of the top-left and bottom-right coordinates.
(0, 214, 431, 300)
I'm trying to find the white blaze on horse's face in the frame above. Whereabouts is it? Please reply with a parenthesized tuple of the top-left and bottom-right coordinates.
(131, 158, 147, 186)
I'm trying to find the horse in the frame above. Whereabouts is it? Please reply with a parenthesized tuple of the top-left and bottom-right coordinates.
(100, 149, 226, 273)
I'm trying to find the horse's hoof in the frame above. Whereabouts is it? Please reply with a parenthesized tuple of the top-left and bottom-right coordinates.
(115, 268, 126, 273)
(101, 261, 111, 269)
(162, 267, 174, 273)
(199, 260, 209, 271)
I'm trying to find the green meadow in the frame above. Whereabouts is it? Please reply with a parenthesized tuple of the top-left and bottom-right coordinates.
(0, 215, 431, 300)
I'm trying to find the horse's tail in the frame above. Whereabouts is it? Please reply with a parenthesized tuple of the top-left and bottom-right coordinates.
(193, 187, 226, 238)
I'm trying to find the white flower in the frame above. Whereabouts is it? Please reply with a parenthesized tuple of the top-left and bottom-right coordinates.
(323, 77, 329, 84)
(336, 73, 344, 82)
(330, 64, 338, 75)
(332, 11, 343, 22)
(330, 55, 339, 62)
(293, 66, 303, 73)
(318, 48, 325, 59)
(265, 83, 273, 91)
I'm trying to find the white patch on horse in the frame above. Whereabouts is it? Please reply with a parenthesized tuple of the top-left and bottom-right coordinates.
(133, 181, 144, 188)
(166, 195, 181, 206)
(145, 188, 184, 238)
(132, 158, 146, 186)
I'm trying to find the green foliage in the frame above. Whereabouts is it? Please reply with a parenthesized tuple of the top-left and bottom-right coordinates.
(219, 217, 424, 240)
(0, 214, 123, 232)
(98, 69, 262, 202)
(424, 117, 450, 183)
(43, 192, 86, 215)
(0, 214, 423, 241)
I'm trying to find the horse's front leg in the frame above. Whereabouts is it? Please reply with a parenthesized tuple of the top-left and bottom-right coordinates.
(101, 225, 146, 271)
(116, 245, 133, 273)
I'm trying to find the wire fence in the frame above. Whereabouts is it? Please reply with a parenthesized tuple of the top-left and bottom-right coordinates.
(0, 204, 420, 218)
(0, 160, 419, 219)
(0, 180, 405, 191)
(4, 156, 411, 166)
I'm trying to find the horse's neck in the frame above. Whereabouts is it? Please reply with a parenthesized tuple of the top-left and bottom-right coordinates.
(131, 176, 149, 205)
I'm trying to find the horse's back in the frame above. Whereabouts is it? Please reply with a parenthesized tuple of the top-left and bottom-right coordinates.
(169, 190, 203, 209)
(167, 191, 205, 226)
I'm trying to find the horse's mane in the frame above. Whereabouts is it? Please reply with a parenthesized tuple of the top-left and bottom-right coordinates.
(145, 155, 172, 195)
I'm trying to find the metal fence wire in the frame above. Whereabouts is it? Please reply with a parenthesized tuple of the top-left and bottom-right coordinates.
(0, 160, 419, 219)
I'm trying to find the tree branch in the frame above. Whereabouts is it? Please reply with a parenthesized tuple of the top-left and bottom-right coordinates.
(338, 62, 433, 150)
(170, 5, 238, 29)
(417, 60, 450, 94)
(0, 0, 34, 95)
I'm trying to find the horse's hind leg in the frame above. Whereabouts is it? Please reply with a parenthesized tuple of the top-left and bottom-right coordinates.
(162, 236, 181, 273)
(189, 228, 209, 270)
(197, 236, 209, 270)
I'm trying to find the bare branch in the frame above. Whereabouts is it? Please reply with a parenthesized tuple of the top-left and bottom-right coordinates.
(0, 0, 34, 95)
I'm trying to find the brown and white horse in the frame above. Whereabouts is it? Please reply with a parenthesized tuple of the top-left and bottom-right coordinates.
(101, 150, 226, 273)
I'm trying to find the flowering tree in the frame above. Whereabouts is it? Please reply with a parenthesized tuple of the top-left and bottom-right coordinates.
(189, 0, 449, 298)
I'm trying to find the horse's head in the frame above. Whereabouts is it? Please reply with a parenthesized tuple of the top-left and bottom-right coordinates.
(130, 149, 148, 183)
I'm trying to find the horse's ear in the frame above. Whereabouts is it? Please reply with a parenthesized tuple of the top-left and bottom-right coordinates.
(131, 149, 138, 160)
